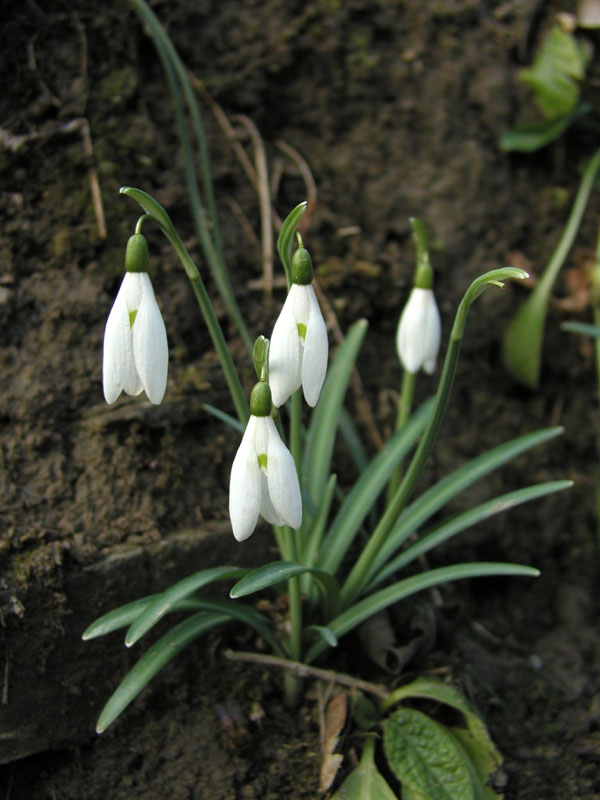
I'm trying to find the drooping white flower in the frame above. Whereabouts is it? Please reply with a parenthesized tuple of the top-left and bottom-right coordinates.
(268, 246, 328, 407)
(229, 384, 302, 542)
(102, 271, 168, 404)
(396, 287, 441, 374)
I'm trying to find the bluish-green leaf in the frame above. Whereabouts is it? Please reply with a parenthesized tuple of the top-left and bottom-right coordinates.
(562, 320, 600, 339)
(203, 403, 244, 432)
(383, 708, 477, 800)
(305, 563, 538, 663)
(371, 479, 571, 588)
(125, 566, 248, 647)
(96, 611, 230, 733)
(364, 426, 563, 586)
(303, 319, 368, 513)
(230, 560, 341, 617)
(82, 594, 204, 640)
(318, 397, 434, 577)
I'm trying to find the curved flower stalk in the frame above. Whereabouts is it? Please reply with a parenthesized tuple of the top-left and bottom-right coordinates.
(229, 380, 302, 541)
(103, 233, 168, 405)
(269, 245, 328, 407)
(396, 289, 441, 375)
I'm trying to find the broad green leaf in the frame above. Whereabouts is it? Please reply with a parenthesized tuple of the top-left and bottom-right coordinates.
(82, 594, 204, 640)
(331, 737, 397, 800)
(303, 319, 368, 512)
(500, 114, 574, 152)
(305, 563, 538, 663)
(372, 479, 572, 587)
(318, 397, 434, 577)
(125, 566, 248, 647)
(382, 677, 502, 772)
(365, 427, 563, 585)
(96, 611, 230, 733)
(383, 708, 476, 800)
(230, 560, 342, 618)
(451, 729, 502, 790)
(277, 201, 307, 285)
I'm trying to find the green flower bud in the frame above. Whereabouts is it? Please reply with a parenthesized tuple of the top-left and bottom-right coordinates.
(125, 233, 150, 274)
(291, 247, 314, 285)
(249, 380, 272, 417)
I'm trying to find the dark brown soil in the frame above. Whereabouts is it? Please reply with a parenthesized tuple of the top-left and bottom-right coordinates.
(2, 0, 600, 797)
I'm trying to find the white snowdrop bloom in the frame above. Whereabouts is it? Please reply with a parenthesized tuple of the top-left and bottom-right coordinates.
(396, 287, 441, 375)
(229, 398, 302, 542)
(102, 269, 168, 405)
(268, 247, 328, 407)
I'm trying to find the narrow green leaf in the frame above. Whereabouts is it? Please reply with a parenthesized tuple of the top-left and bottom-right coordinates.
(383, 708, 477, 800)
(230, 560, 342, 618)
(562, 320, 600, 338)
(203, 403, 244, 433)
(125, 566, 248, 647)
(276, 201, 307, 285)
(304, 625, 338, 648)
(500, 113, 574, 152)
(365, 426, 564, 586)
(331, 737, 397, 800)
(82, 594, 205, 640)
(338, 407, 370, 475)
(302, 474, 338, 602)
(371, 479, 572, 588)
(305, 563, 539, 663)
(303, 319, 368, 513)
(96, 611, 230, 733)
(318, 397, 434, 577)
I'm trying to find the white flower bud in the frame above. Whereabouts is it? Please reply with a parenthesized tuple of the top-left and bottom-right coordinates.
(396, 287, 441, 374)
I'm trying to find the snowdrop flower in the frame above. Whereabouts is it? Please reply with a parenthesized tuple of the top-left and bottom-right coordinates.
(229, 381, 302, 542)
(396, 287, 441, 375)
(103, 233, 168, 405)
(269, 246, 328, 407)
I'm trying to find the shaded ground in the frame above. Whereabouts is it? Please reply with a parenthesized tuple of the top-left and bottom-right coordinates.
(1, 0, 599, 797)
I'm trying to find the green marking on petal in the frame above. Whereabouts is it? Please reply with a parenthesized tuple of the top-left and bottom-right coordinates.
(297, 323, 307, 340)
(257, 453, 268, 470)
(128, 309, 138, 327)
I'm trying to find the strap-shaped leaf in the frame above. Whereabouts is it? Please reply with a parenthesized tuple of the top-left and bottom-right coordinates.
(125, 566, 248, 647)
(303, 319, 368, 513)
(318, 397, 434, 577)
(363, 426, 563, 586)
(303, 625, 338, 648)
(203, 403, 244, 432)
(305, 562, 539, 663)
(96, 611, 230, 733)
(370, 479, 572, 589)
(83, 594, 204, 640)
(230, 560, 342, 618)
(276, 201, 307, 285)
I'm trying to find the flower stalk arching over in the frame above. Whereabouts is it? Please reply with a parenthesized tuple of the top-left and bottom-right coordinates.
(396, 287, 441, 375)
(229, 381, 302, 542)
(268, 245, 328, 407)
(102, 233, 169, 405)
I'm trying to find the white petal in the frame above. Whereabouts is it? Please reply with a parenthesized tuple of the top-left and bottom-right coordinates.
(422, 296, 442, 375)
(268, 290, 301, 407)
(396, 288, 438, 373)
(102, 281, 133, 404)
(229, 417, 261, 542)
(259, 469, 284, 526)
(302, 285, 328, 406)
(265, 417, 302, 530)
(132, 274, 168, 404)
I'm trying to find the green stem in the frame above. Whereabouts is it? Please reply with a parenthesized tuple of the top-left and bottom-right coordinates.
(340, 268, 528, 605)
(284, 529, 303, 705)
(289, 389, 302, 474)
(386, 369, 416, 504)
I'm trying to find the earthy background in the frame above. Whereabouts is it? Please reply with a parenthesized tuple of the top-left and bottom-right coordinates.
(1, 0, 599, 797)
